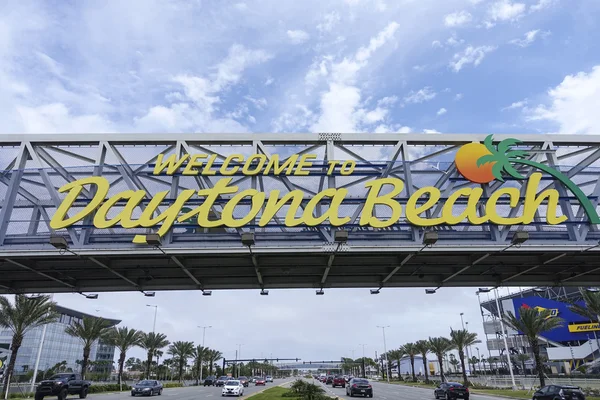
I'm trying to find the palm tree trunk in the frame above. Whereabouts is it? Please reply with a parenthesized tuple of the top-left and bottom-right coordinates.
(81, 346, 91, 380)
(118, 351, 126, 386)
(422, 356, 429, 383)
(179, 359, 184, 383)
(459, 350, 468, 387)
(516, 159, 600, 223)
(522, 360, 526, 375)
(2, 334, 23, 398)
(437, 355, 445, 383)
(531, 338, 545, 387)
(410, 356, 416, 381)
(146, 350, 153, 379)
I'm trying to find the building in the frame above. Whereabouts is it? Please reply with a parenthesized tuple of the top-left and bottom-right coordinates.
(479, 287, 599, 374)
(0, 305, 120, 376)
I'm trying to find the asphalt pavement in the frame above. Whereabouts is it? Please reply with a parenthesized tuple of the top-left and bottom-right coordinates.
(60, 379, 293, 400)
(315, 379, 520, 400)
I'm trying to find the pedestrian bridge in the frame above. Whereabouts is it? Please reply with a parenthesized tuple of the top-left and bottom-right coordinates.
(1, 133, 600, 294)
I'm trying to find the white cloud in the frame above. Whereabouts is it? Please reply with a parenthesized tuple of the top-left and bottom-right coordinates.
(444, 11, 473, 27)
(454, 93, 463, 101)
(446, 35, 465, 47)
(526, 66, 600, 135)
(502, 99, 528, 111)
(355, 22, 400, 62)
(530, 0, 557, 12)
(377, 96, 398, 107)
(287, 29, 310, 44)
(487, 0, 526, 22)
(437, 107, 447, 116)
(265, 76, 274, 86)
(403, 87, 437, 104)
(432, 40, 443, 48)
(450, 45, 496, 72)
(424, 129, 440, 133)
(317, 11, 341, 33)
(509, 30, 550, 47)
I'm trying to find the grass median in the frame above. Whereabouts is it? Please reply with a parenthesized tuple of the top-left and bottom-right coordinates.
(246, 386, 290, 399)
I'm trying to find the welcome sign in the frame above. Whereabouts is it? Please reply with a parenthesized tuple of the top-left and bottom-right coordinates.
(49, 135, 599, 244)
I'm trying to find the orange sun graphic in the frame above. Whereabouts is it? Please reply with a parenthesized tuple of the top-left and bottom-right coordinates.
(454, 142, 496, 184)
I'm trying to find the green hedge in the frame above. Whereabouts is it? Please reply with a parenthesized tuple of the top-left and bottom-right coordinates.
(163, 382, 184, 388)
(88, 384, 132, 393)
(9, 393, 34, 399)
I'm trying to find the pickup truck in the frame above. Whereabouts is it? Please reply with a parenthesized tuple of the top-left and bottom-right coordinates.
(35, 373, 91, 400)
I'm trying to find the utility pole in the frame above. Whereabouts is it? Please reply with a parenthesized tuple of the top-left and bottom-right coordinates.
(147, 304, 158, 333)
(359, 344, 367, 377)
(460, 313, 471, 375)
(30, 294, 54, 393)
(198, 326, 212, 382)
(377, 326, 390, 383)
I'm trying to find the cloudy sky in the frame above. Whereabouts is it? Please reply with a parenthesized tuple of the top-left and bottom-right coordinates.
(1, 0, 599, 363)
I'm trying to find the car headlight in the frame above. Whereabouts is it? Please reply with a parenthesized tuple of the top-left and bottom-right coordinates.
(55, 382, 63, 386)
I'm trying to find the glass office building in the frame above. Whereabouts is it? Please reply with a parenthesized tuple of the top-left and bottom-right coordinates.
(0, 305, 120, 375)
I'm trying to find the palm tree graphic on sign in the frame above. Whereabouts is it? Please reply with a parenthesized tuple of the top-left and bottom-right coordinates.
(454, 134, 600, 224)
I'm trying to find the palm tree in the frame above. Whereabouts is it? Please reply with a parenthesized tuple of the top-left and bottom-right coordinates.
(386, 350, 402, 380)
(504, 306, 564, 387)
(414, 340, 430, 383)
(449, 329, 481, 386)
(104, 326, 142, 386)
(207, 349, 223, 376)
(139, 332, 170, 379)
(0, 295, 58, 397)
(193, 345, 207, 385)
(449, 355, 459, 373)
(428, 337, 452, 383)
(168, 341, 195, 382)
(400, 343, 418, 382)
(469, 356, 479, 374)
(569, 288, 600, 323)
(487, 356, 498, 374)
(516, 353, 531, 374)
(477, 135, 600, 223)
(64, 316, 113, 379)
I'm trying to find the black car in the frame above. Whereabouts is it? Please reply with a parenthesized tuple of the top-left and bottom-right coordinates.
(533, 385, 585, 400)
(203, 376, 216, 386)
(346, 378, 373, 398)
(434, 382, 469, 400)
(325, 375, 334, 385)
(216, 376, 229, 387)
(131, 380, 163, 397)
(35, 373, 91, 400)
(238, 376, 249, 387)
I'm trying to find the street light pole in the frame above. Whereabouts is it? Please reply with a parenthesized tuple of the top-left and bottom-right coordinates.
(494, 288, 517, 390)
(359, 344, 367, 378)
(30, 294, 54, 393)
(377, 326, 391, 383)
(198, 326, 212, 382)
(460, 313, 471, 375)
(146, 305, 158, 333)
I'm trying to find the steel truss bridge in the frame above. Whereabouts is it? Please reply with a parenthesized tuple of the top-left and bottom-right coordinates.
(1, 133, 600, 294)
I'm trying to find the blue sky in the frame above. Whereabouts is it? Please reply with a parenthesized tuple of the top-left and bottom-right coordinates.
(2, 0, 600, 136)
(1, 0, 600, 363)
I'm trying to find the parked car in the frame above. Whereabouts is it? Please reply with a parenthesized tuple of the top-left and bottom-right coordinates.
(35, 373, 91, 400)
(203, 376, 216, 386)
(216, 376, 230, 387)
(532, 385, 585, 400)
(346, 378, 373, 398)
(332, 376, 346, 388)
(434, 382, 469, 400)
(266, 376, 273, 383)
(238, 376, 249, 387)
(130, 380, 163, 397)
(222, 380, 244, 397)
(255, 377, 266, 386)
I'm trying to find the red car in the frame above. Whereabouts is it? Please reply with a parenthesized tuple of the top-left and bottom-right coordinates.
(332, 376, 346, 388)
(255, 378, 266, 386)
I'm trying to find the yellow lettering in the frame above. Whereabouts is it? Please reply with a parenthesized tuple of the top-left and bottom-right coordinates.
(154, 153, 190, 175)
(242, 154, 267, 175)
(263, 154, 298, 175)
(259, 190, 304, 226)
(327, 161, 340, 175)
(221, 189, 266, 227)
(182, 154, 207, 175)
(220, 154, 243, 176)
(523, 173, 567, 224)
(360, 178, 404, 228)
(93, 190, 146, 229)
(302, 188, 350, 226)
(406, 187, 443, 227)
(340, 160, 356, 176)
(50, 177, 109, 230)
(486, 187, 523, 225)
(441, 187, 487, 225)
(294, 154, 316, 176)
(177, 178, 238, 227)
(132, 189, 197, 243)
(201, 154, 218, 175)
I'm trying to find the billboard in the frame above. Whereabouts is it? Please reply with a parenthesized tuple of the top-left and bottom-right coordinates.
(513, 296, 597, 342)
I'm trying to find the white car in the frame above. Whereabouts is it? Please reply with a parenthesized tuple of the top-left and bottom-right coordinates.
(222, 380, 244, 397)
(266, 376, 273, 383)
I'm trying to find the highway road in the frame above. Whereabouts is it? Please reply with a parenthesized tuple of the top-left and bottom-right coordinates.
(58, 379, 293, 400)
(316, 379, 518, 400)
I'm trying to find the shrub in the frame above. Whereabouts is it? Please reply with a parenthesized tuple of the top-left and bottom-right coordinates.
(9, 392, 34, 398)
(163, 382, 184, 388)
(285, 379, 330, 400)
(88, 383, 131, 393)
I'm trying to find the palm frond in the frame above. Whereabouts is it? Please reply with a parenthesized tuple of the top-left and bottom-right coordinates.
(492, 162, 505, 182)
(483, 135, 496, 154)
(498, 138, 522, 154)
(505, 150, 529, 159)
(503, 163, 526, 180)
(476, 154, 496, 167)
